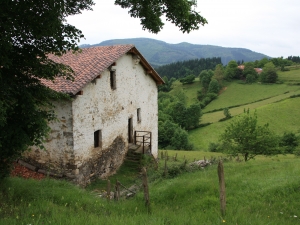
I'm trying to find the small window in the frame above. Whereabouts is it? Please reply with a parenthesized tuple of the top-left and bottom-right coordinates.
(94, 130, 102, 148)
(137, 108, 141, 123)
(110, 70, 116, 90)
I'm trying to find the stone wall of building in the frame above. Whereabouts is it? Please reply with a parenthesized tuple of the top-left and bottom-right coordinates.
(23, 53, 159, 186)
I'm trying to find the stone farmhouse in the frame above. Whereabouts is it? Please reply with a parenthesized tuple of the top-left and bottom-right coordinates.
(23, 45, 164, 185)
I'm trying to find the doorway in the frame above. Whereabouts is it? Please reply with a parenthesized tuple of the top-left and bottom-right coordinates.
(128, 118, 133, 143)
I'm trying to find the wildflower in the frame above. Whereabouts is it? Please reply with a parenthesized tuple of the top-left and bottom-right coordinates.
(222, 219, 226, 222)
(32, 215, 34, 217)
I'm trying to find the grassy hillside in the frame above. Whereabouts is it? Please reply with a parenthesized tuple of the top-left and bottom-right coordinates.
(1, 152, 300, 225)
(189, 97, 300, 150)
(82, 38, 270, 66)
(168, 68, 300, 150)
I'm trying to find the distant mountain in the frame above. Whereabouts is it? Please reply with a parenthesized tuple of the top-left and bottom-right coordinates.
(81, 38, 270, 66)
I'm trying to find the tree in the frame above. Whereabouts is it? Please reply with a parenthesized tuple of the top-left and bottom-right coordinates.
(199, 70, 213, 90)
(0, 0, 206, 178)
(243, 62, 257, 83)
(184, 104, 202, 130)
(224, 60, 239, 80)
(180, 74, 195, 84)
(260, 62, 278, 83)
(207, 78, 220, 94)
(280, 132, 299, 153)
(115, 0, 207, 33)
(158, 76, 176, 92)
(219, 111, 278, 161)
(212, 64, 224, 86)
(0, 0, 94, 178)
(158, 120, 193, 150)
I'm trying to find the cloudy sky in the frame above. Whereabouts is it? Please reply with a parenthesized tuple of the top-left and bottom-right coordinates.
(67, 0, 300, 58)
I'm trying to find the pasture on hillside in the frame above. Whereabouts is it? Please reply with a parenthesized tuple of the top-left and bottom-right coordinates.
(169, 68, 300, 150)
(1, 151, 300, 225)
(189, 97, 300, 150)
(278, 67, 300, 85)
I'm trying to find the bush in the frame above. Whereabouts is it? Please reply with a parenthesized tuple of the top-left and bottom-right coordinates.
(280, 132, 299, 153)
(208, 142, 220, 152)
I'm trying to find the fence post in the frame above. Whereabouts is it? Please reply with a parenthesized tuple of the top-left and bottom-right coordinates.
(143, 135, 145, 154)
(218, 160, 226, 216)
(114, 180, 120, 201)
(106, 179, 111, 202)
(164, 158, 168, 177)
(142, 167, 150, 212)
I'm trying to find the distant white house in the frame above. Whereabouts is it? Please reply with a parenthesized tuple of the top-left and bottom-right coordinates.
(23, 45, 164, 185)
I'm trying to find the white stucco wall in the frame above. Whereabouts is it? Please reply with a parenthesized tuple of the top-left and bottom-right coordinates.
(25, 53, 159, 184)
(24, 100, 75, 174)
(72, 53, 158, 167)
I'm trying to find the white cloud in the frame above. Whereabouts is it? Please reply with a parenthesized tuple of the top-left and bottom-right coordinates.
(67, 0, 300, 58)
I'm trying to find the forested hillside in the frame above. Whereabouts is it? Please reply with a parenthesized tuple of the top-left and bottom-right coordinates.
(80, 38, 269, 66)
(155, 57, 221, 79)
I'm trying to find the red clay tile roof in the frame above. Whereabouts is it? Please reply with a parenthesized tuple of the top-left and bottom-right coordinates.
(42, 45, 163, 95)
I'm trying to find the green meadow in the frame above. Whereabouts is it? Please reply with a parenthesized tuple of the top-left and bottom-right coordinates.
(178, 68, 300, 150)
(1, 152, 300, 225)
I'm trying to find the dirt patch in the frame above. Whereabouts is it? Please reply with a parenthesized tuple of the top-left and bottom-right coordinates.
(218, 86, 227, 95)
(10, 162, 45, 180)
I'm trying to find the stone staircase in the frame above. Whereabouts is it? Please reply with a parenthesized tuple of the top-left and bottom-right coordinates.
(124, 144, 144, 170)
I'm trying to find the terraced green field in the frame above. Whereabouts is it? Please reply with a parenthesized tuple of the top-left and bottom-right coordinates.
(190, 97, 300, 150)
(173, 68, 300, 150)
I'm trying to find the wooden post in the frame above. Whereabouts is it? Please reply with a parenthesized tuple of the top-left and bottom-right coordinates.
(114, 180, 120, 201)
(164, 158, 168, 177)
(161, 151, 164, 159)
(107, 179, 111, 202)
(184, 159, 187, 168)
(142, 167, 150, 212)
(218, 160, 226, 216)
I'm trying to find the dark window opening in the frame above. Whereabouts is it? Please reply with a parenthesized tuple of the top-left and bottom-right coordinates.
(137, 108, 141, 122)
(128, 118, 133, 143)
(94, 130, 102, 148)
(110, 70, 116, 90)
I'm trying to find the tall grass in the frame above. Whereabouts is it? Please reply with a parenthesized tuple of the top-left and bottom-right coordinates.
(1, 152, 300, 225)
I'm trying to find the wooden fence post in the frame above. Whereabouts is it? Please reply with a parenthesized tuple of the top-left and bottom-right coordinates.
(218, 160, 226, 216)
(106, 179, 111, 202)
(164, 158, 168, 177)
(114, 180, 120, 201)
(142, 167, 150, 212)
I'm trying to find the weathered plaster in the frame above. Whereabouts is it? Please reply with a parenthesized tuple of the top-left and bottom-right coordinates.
(24, 53, 159, 185)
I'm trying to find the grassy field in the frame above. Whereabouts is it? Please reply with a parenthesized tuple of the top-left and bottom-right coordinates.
(278, 68, 300, 84)
(175, 68, 300, 150)
(1, 151, 300, 225)
(190, 97, 300, 150)
(202, 82, 300, 113)
(170, 79, 201, 106)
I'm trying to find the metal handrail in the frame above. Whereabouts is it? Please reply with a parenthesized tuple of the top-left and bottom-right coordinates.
(134, 131, 152, 154)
